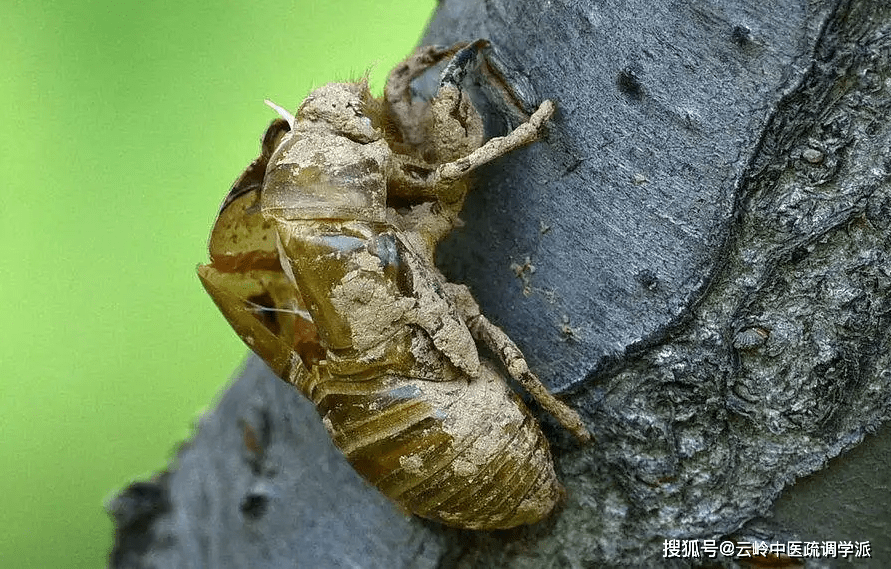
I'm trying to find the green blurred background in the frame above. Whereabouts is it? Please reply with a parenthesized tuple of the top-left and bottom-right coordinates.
(0, 1, 435, 566)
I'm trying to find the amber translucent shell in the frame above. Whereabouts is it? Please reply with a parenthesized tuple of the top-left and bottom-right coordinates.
(198, 119, 563, 530)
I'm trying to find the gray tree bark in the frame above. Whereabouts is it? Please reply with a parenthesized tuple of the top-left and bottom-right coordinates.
(109, 0, 891, 567)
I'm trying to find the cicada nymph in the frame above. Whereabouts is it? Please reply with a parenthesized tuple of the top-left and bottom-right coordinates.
(198, 41, 590, 530)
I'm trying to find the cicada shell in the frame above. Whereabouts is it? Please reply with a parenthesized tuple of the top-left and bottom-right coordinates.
(198, 41, 590, 530)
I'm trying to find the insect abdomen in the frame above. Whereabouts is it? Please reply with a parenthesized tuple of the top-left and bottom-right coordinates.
(301, 361, 563, 530)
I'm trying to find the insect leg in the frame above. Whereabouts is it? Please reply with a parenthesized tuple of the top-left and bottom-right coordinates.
(386, 43, 469, 103)
(385, 42, 469, 147)
(435, 98, 555, 183)
(438, 39, 544, 130)
(443, 283, 592, 442)
(389, 97, 553, 202)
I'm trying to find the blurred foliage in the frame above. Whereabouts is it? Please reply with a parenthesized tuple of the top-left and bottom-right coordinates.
(0, 0, 434, 566)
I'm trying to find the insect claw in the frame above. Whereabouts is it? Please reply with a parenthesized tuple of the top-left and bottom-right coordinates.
(264, 99, 295, 128)
(439, 39, 490, 88)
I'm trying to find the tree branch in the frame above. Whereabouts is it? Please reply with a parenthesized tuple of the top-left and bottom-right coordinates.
(109, 1, 891, 566)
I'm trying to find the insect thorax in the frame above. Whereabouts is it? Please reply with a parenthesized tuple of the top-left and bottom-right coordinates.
(261, 124, 390, 223)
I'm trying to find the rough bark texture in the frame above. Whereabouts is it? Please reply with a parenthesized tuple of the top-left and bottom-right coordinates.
(110, 0, 891, 567)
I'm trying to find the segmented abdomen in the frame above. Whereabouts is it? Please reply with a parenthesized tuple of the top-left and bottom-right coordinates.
(299, 360, 562, 530)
